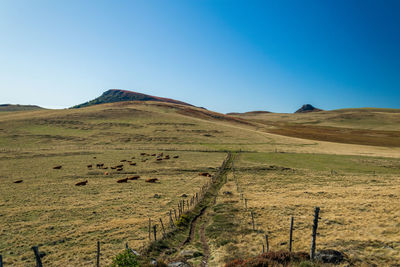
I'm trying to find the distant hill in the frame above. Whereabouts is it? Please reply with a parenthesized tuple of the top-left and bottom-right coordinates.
(295, 104, 323, 113)
(0, 104, 43, 112)
(227, 110, 272, 116)
(72, 89, 193, 108)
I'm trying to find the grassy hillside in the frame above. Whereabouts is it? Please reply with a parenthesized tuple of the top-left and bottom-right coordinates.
(72, 89, 193, 108)
(0, 104, 43, 112)
(230, 108, 400, 147)
(0, 101, 399, 266)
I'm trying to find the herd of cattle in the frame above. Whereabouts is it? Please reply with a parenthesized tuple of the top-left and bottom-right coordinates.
(70, 152, 176, 186)
(12, 152, 212, 185)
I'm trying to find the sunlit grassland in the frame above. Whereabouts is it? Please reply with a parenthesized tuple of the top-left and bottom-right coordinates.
(1, 102, 400, 266)
(231, 152, 400, 266)
(0, 149, 226, 266)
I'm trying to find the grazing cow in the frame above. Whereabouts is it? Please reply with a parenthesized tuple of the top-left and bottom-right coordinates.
(87, 164, 93, 169)
(96, 163, 104, 168)
(116, 168, 123, 171)
(104, 172, 109, 175)
(93, 156, 97, 159)
(120, 160, 126, 162)
(117, 178, 129, 183)
(116, 164, 123, 168)
(145, 178, 158, 183)
(53, 165, 62, 170)
(173, 155, 179, 159)
(130, 162, 136, 166)
(131, 157, 135, 159)
(164, 155, 170, 159)
(156, 158, 163, 161)
(151, 154, 156, 156)
(110, 166, 116, 169)
(141, 159, 147, 162)
(14, 180, 23, 184)
(128, 175, 140, 180)
(75, 180, 88, 186)
(140, 153, 146, 156)
(102, 167, 108, 169)
(199, 172, 211, 177)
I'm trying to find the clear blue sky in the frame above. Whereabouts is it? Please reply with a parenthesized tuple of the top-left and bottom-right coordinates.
(1, 0, 399, 113)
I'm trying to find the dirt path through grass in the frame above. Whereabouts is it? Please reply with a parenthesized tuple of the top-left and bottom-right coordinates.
(199, 215, 210, 267)
(140, 153, 233, 265)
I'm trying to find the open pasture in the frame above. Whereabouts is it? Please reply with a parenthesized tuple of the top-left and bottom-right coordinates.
(1, 102, 400, 266)
(228, 152, 400, 266)
(0, 148, 226, 266)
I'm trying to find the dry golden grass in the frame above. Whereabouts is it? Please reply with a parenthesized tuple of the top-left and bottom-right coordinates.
(227, 152, 400, 266)
(1, 101, 400, 266)
(0, 150, 225, 266)
(230, 108, 400, 147)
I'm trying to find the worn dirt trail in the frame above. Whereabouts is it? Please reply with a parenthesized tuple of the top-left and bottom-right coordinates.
(199, 217, 210, 267)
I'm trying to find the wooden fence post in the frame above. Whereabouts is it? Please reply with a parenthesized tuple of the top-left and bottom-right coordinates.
(153, 225, 157, 241)
(289, 216, 294, 252)
(169, 210, 174, 228)
(245, 198, 248, 209)
(262, 244, 265, 253)
(160, 218, 166, 237)
(148, 218, 151, 241)
(96, 241, 100, 267)
(31, 246, 43, 267)
(310, 207, 320, 260)
(251, 211, 255, 231)
(174, 209, 177, 220)
(0, 254, 3, 267)
(265, 235, 269, 252)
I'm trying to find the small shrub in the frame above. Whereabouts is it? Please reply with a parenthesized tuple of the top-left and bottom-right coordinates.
(111, 249, 139, 267)
(175, 214, 190, 227)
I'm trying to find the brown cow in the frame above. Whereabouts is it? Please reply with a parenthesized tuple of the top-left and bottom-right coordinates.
(14, 180, 23, 184)
(53, 165, 62, 170)
(75, 180, 88, 186)
(87, 164, 93, 169)
(131, 156, 136, 159)
(116, 164, 123, 168)
(164, 155, 170, 159)
(120, 160, 126, 162)
(117, 178, 129, 183)
(145, 178, 158, 183)
(96, 163, 104, 168)
(111, 166, 116, 169)
(116, 168, 123, 171)
(140, 153, 146, 156)
(199, 172, 211, 177)
(173, 155, 179, 159)
(128, 175, 140, 180)
(104, 172, 109, 175)
(130, 162, 136, 166)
